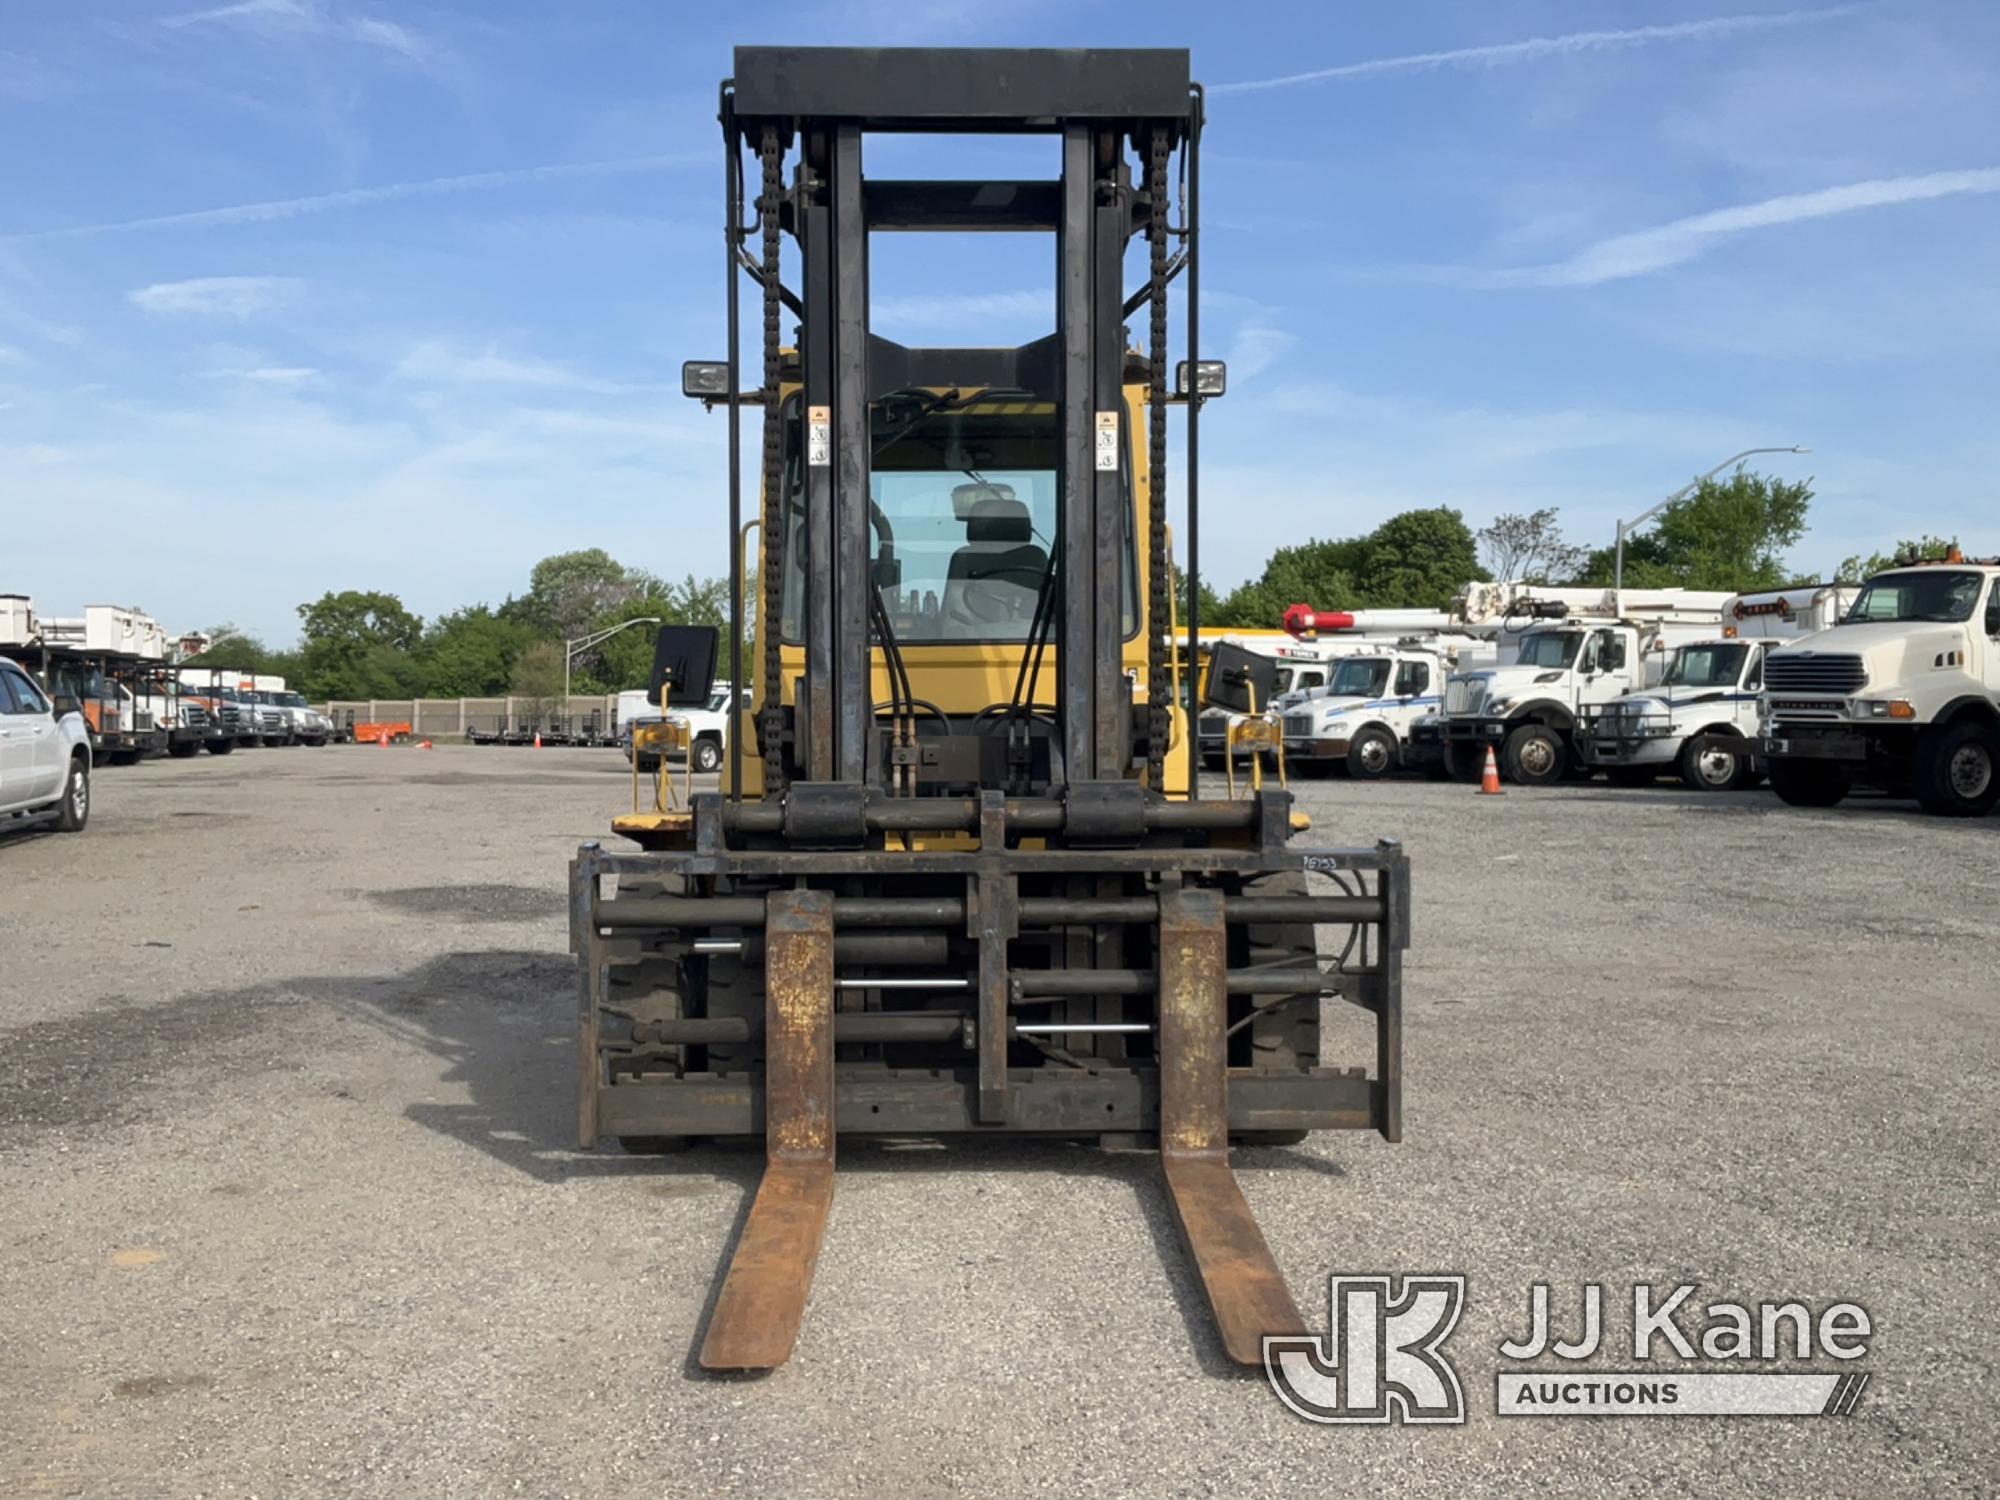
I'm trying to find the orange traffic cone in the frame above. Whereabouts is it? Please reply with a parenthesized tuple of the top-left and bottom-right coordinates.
(419, 739, 433, 750)
(533, 731, 542, 749)
(378, 729, 390, 748)
(1478, 744, 1504, 795)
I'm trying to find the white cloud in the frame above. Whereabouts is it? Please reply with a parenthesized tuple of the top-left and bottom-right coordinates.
(160, 0, 435, 63)
(869, 288, 1052, 331)
(201, 364, 322, 384)
(1501, 167, 2000, 287)
(3, 155, 702, 245)
(128, 275, 302, 318)
(0, 344, 28, 365)
(1214, 8, 1860, 93)
(392, 341, 637, 395)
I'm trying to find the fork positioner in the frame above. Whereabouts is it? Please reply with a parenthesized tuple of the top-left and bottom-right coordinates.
(571, 46, 1411, 1372)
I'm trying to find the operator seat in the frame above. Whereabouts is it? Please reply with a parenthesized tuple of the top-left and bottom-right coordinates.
(941, 497, 1047, 637)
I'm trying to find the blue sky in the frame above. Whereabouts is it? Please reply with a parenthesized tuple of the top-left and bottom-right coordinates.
(3, 1, 1997, 644)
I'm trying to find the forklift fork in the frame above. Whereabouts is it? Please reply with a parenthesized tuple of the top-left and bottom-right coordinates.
(698, 890, 837, 1371)
(698, 883, 1309, 1371)
(1156, 886, 1309, 1364)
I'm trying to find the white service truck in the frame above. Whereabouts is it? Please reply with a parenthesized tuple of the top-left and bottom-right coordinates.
(1279, 639, 1492, 777)
(1758, 559, 2000, 816)
(1425, 587, 1732, 786)
(1575, 584, 1857, 791)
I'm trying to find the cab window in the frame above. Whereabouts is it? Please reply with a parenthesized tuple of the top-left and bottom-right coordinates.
(1986, 583, 2000, 637)
(1743, 646, 1765, 692)
(1394, 661, 1430, 697)
(2, 667, 48, 714)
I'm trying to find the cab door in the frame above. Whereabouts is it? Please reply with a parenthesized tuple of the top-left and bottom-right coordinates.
(1982, 579, 2000, 697)
(0, 666, 63, 808)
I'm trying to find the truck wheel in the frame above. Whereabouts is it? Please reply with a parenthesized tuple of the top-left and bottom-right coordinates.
(1502, 724, 1566, 787)
(1768, 758, 1848, 808)
(168, 740, 200, 759)
(55, 755, 89, 832)
(204, 738, 234, 755)
(1913, 722, 2000, 817)
(692, 737, 723, 774)
(1345, 727, 1398, 780)
(1679, 733, 1752, 792)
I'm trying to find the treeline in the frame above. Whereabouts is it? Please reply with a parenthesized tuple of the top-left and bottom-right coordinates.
(194, 549, 726, 702)
(1200, 467, 1831, 627)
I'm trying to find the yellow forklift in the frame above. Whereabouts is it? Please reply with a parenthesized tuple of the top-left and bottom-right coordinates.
(570, 46, 1410, 1372)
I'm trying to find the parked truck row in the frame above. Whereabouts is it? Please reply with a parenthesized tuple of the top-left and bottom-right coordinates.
(1198, 555, 2000, 817)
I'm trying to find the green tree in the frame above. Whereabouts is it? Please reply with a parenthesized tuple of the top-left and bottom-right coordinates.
(1358, 507, 1482, 606)
(419, 605, 540, 696)
(1204, 508, 1479, 627)
(509, 639, 565, 725)
(295, 590, 425, 699)
(520, 548, 660, 640)
(1570, 468, 1814, 591)
(1835, 535, 1959, 584)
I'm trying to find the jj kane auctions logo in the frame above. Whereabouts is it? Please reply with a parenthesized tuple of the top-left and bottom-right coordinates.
(1266, 1278, 1874, 1423)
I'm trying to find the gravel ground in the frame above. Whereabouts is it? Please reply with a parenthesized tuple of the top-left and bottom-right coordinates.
(3, 746, 1994, 1498)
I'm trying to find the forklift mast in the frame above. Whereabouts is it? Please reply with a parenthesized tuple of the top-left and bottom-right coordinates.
(715, 46, 1202, 797)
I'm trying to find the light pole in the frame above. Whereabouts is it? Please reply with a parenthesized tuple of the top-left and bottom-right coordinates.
(1615, 447, 1809, 595)
(564, 616, 662, 723)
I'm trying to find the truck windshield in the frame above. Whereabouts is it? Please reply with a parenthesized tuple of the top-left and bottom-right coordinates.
(1843, 570, 1983, 624)
(1513, 632, 1580, 669)
(779, 394, 1135, 646)
(1329, 658, 1391, 697)
(1662, 643, 1746, 687)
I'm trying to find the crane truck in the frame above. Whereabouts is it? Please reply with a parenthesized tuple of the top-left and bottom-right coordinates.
(1417, 585, 1732, 785)
(1758, 556, 2000, 815)
(568, 48, 1410, 1374)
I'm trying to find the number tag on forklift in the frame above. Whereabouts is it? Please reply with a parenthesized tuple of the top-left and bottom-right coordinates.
(808, 405, 831, 467)
(1095, 410, 1118, 471)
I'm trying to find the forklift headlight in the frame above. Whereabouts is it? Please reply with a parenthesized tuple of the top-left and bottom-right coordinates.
(1175, 360, 1227, 398)
(682, 361, 730, 399)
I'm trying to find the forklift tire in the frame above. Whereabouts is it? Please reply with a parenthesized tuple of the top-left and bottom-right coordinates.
(1606, 766, 1657, 789)
(1502, 724, 1567, 787)
(692, 737, 724, 774)
(204, 739, 234, 755)
(1678, 732, 1753, 792)
(1344, 727, 1398, 780)
(1768, 758, 1849, 808)
(1913, 721, 2000, 817)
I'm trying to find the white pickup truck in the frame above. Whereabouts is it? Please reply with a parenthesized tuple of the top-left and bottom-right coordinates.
(1759, 559, 2000, 816)
(626, 681, 737, 774)
(1, 657, 91, 833)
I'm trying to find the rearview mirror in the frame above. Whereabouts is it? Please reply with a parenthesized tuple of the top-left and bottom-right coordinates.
(649, 625, 720, 708)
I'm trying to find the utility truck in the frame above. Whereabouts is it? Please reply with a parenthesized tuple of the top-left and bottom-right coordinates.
(1280, 638, 1491, 777)
(1758, 557, 2000, 816)
(1576, 584, 1856, 791)
(1425, 585, 1732, 785)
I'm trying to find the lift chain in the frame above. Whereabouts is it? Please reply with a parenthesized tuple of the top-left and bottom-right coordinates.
(1145, 126, 1171, 786)
(757, 126, 787, 793)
